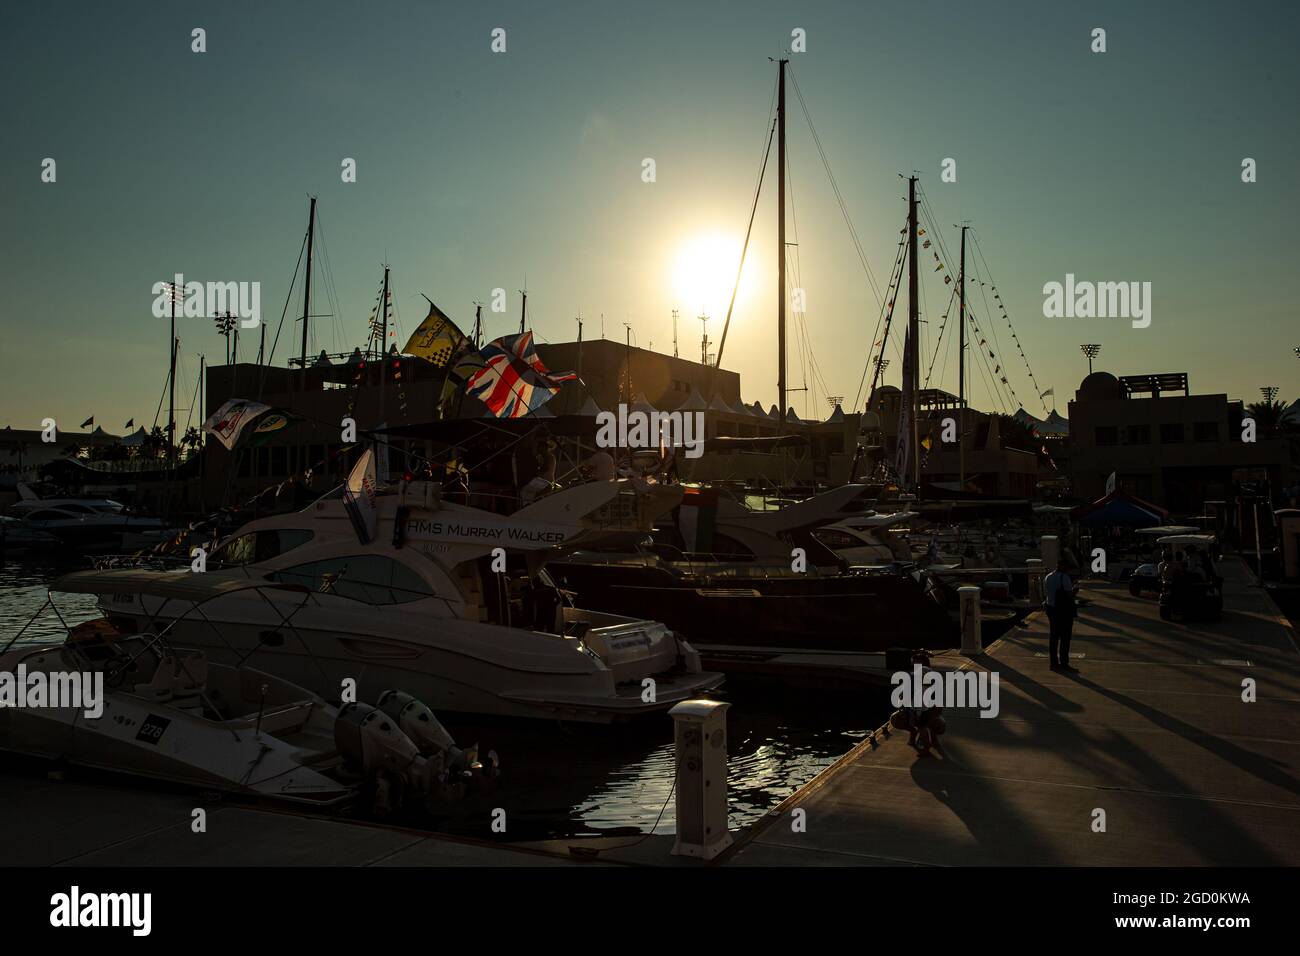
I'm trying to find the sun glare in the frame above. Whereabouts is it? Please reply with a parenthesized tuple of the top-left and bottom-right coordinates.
(671, 232, 755, 320)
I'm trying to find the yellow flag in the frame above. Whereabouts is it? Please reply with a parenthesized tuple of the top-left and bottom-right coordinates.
(403, 298, 467, 367)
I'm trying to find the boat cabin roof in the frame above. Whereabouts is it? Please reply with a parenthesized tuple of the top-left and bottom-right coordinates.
(52, 570, 309, 602)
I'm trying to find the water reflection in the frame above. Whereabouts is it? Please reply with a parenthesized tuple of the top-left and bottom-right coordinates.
(0, 557, 99, 646)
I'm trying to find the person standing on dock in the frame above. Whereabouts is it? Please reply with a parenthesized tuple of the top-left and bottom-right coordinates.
(1044, 559, 1079, 672)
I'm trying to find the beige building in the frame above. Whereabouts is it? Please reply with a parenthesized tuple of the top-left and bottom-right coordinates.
(1065, 371, 1295, 511)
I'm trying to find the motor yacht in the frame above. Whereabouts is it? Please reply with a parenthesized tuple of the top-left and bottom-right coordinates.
(85, 477, 722, 723)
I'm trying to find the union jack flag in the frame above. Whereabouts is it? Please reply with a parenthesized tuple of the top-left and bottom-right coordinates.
(465, 332, 576, 418)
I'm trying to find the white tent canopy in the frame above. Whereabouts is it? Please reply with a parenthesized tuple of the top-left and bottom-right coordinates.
(678, 386, 708, 411)
(707, 393, 734, 414)
(825, 404, 845, 423)
(576, 396, 603, 417)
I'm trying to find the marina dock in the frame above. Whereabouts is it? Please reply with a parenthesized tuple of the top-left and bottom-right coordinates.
(726, 557, 1300, 866)
(6, 557, 1298, 868)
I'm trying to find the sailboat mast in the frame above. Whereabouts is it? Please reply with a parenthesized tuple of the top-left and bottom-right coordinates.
(907, 175, 920, 486)
(168, 289, 176, 465)
(777, 57, 789, 426)
(168, 333, 177, 465)
(378, 264, 390, 417)
(299, 196, 317, 388)
(958, 224, 968, 489)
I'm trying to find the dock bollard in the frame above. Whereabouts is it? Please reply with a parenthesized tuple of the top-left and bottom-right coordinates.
(1040, 535, 1060, 570)
(670, 699, 733, 861)
(1026, 558, 1045, 604)
(958, 585, 982, 656)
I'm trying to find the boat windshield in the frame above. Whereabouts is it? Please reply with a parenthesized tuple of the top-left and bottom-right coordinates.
(209, 529, 314, 569)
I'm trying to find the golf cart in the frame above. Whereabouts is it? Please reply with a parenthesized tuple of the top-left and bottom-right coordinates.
(1156, 534, 1223, 622)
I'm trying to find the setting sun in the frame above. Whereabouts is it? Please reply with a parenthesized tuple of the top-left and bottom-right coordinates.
(670, 232, 757, 321)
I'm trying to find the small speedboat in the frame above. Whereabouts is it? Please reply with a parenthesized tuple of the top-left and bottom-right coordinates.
(0, 582, 498, 814)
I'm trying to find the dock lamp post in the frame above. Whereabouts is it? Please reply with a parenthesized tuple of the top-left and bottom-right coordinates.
(1080, 344, 1101, 375)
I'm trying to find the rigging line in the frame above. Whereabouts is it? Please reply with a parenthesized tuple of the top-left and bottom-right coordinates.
(183, 356, 202, 436)
(311, 209, 346, 354)
(859, 208, 907, 394)
(917, 188, 1013, 414)
(967, 254, 1017, 412)
(966, 301, 1008, 415)
(787, 67, 883, 305)
(854, 223, 908, 410)
(972, 230, 1048, 412)
(969, 256, 1018, 410)
(258, 228, 308, 400)
(713, 111, 777, 372)
(923, 285, 959, 389)
(948, 224, 1020, 413)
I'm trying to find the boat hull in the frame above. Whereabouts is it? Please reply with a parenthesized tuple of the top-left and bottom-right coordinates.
(547, 561, 960, 665)
(102, 592, 722, 724)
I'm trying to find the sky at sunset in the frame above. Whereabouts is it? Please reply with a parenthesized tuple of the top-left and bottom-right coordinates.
(2, 0, 1297, 434)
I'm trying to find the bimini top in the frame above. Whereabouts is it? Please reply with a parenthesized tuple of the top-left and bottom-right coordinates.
(51, 570, 307, 603)
(1155, 534, 1217, 547)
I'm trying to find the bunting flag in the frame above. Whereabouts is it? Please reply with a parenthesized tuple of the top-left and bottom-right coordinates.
(202, 398, 272, 450)
(402, 298, 468, 368)
(466, 331, 576, 418)
(80, 416, 94, 429)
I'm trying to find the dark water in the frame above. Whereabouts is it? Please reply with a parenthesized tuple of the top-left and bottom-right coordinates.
(0, 556, 881, 839)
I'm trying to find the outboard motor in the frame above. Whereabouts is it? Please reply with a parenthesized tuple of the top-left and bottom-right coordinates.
(375, 690, 501, 800)
(376, 690, 456, 753)
(334, 702, 434, 816)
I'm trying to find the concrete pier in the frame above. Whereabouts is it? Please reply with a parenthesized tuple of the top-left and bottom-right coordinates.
(726, 558, 1300, 866)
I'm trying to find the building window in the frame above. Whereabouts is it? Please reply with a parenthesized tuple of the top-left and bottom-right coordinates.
(1194, 421, 1219, 443)
(1159, 423, 1184, 444)
(1094, 426, 1118, 447)
(1125, 425, 1150, 445)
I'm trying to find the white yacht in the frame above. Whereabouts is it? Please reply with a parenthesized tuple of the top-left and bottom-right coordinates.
(87, 477, 722, 723)
(8, 483, 165, 551)
(812, 512, 916, 567)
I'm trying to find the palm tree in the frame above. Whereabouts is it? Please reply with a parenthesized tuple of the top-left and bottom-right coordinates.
(1245, 399, 1296, 433)
(144, 426, 167, 460)
(180, 426, 202, 459)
